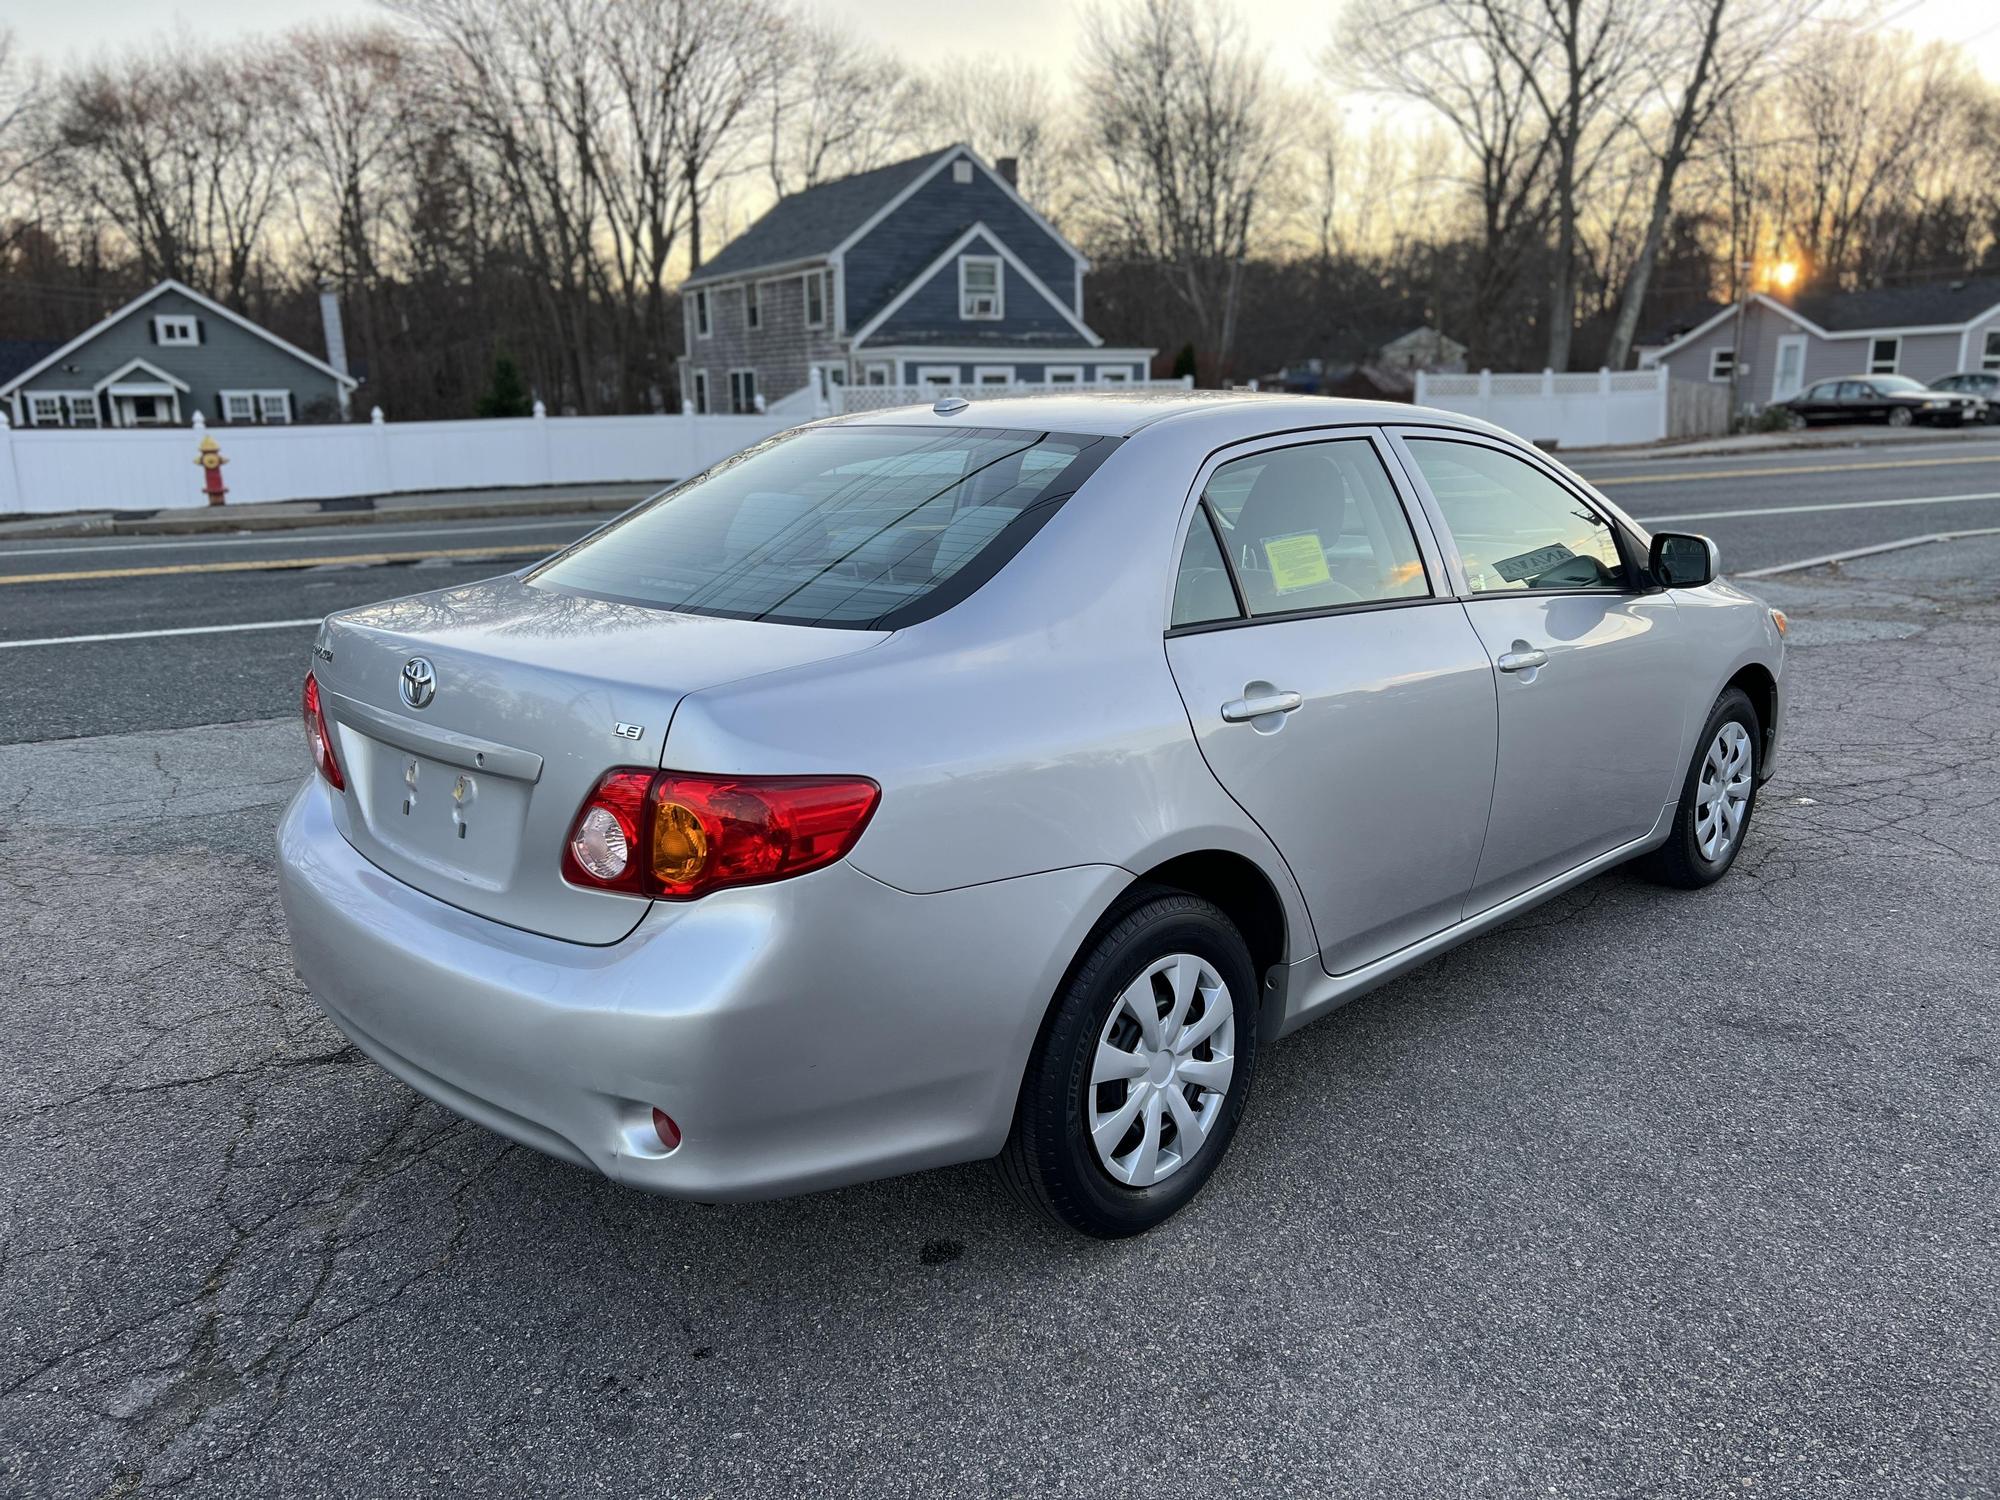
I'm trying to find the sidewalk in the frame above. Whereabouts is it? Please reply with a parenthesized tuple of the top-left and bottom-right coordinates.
(0, 481, 661, 541)
(1578, 422, 2000, 463)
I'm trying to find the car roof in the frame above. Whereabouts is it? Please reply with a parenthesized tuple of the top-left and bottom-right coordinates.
(820, 390, 1514, 445)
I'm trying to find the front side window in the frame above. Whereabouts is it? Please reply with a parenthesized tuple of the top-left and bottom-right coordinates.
(1199, 439, 1430, 617)
(960, 256, 1001, 319)
(530, 426, 1110, 628)
(1869, 337, 1899, 375)
(1404, 439, 1629, 593)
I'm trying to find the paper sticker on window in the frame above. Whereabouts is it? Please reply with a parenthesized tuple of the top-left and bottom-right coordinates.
(1490, 541, 1574, 583)
(1262, 531, 1331, 593)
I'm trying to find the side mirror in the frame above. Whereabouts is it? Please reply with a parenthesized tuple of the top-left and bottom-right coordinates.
(1650, 531, 1719, 589)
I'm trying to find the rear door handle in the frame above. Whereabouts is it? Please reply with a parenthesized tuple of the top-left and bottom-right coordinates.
(1496, 648, 1548, 673)
(1221, 690, 1303, 722)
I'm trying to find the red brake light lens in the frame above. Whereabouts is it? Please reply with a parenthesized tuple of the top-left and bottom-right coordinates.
(302, 672, 345, 790)
(562, 770, 879, 900)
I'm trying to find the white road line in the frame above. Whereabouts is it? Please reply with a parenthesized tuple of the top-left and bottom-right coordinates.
(0, 517, 596, 559)
(1637, 490, 2000, 523)
(1741, 526, 2000, 578)
(0, 618, 322, 650)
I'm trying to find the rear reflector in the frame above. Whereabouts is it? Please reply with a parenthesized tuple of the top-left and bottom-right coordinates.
(302, 672, 345, 790)
(562, 769, 879, 901)
(651, 1108, 681, 1152)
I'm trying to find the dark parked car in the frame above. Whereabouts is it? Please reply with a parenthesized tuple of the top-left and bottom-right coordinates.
(1930, 371, 2000, 423)
(1775, 375, 1984, 429)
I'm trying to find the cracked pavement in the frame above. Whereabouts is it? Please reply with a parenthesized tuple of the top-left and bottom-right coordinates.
(2, 544, 1997, 1498)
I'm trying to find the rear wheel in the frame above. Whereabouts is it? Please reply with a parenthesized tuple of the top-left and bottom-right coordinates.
(1638, 687, 1760, 889)
(1889, 406, 1914, 428)
(999, 888, 1259, 1237)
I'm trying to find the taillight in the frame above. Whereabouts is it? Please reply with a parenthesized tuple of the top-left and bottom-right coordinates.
(562, 769, 879, 901)
(302, 672, 345, 790)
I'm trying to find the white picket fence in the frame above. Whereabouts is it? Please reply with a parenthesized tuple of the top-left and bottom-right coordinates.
(1416, 365, 1725, 448)
(833, 378, 1191, 413)
(0, 376, 1198, 516)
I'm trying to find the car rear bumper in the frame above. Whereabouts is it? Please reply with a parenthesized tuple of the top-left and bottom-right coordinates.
(277, 778, 1123, 1202)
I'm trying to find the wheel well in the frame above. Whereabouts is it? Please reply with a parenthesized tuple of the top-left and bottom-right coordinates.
(1727, 663, 1777, 759)
(1129, 850, 1289, 984)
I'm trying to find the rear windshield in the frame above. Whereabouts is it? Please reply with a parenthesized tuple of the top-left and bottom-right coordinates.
(529, 425, 1112, 628)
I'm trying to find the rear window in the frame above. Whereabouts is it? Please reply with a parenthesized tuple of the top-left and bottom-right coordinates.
(529, 425, 1111, 627)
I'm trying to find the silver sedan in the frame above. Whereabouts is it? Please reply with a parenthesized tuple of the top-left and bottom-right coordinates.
(279, 394, 1787, 1236)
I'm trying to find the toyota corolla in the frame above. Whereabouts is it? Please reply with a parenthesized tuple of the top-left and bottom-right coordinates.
(278, 394, 1786, 1237)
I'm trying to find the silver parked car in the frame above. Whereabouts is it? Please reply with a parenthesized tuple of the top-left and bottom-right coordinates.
(279, 394, 1787, 1236)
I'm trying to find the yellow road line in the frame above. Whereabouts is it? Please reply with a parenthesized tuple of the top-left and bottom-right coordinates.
(0, 543, 556, 587)
(1590, 454, 2000, 486)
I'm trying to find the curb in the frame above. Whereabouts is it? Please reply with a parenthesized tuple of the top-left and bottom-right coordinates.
(0, 493, 644, 542)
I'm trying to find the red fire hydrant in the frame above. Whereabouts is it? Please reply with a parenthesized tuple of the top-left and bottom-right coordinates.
(194, 434, 228, 505)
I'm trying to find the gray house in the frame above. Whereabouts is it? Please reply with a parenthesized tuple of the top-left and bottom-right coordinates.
(1, 279, 357, 428)
(1642, 278, 2000, 409)
(678, 145, 1153, 413)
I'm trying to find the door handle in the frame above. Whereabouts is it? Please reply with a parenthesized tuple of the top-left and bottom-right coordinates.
(1221, 690, 1303, 722)
(1496, 648, 1548, 673)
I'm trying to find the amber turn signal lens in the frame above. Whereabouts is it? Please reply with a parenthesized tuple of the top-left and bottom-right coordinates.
(1770, 608, 1788, 636)
(651, 799, 711, 885)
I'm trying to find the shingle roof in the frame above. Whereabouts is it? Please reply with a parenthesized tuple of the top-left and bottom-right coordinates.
(1789, 277, 2000, 332)
(687, 148, 958, 285)
(0, 338, 59, 387)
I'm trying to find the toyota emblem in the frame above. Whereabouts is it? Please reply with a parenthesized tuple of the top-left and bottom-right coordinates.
(400, 657, 437, 710)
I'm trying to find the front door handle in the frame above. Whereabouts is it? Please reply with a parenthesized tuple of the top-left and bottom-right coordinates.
(1496, 648, 1548, 673)
(1221, 690, 1303, 722)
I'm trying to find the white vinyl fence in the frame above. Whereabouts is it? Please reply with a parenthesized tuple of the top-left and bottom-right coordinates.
(0, 406, 791, 516)
(0, 376, 1198, 517)
(834, 378, 1191, 413)
(1416, 366, 1727, 448)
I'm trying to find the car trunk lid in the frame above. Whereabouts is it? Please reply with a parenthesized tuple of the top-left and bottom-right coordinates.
(313, 575, 886, 944)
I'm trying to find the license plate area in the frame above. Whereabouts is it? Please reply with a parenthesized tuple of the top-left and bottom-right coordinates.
(358, 742, 530, 892)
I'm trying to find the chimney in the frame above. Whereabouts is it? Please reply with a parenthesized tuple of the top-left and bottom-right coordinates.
(319, 279, 352, 420)
(995, 157, 1019, 189)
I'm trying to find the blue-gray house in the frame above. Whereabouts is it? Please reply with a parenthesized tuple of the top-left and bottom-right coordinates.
(678, 145, 1153, 413)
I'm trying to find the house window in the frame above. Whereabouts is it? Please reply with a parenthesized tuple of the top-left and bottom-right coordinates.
(1045, 366, 1082, 385)
(1868, 337, 1899, 375)
(916, 366, 958, 388)
(1709, 348, 1735, 382)
(690, 369, 710, 414)
(694, 289, 711, 339)
(959, 256, 1002, 320)
(974, 366, 1013, 387)
(746, 282, 761, 330)
(219, 390, 294, 424)
(1099, 367, 1131, 383)
(64, 393, 100, 427)
(863, 363, 891, 386)
(952, 159, 974, 185)
(153, 315, 199, 346)
(805, 272, 826, 329)
(728, 369, 758, 414)
(1983, 330, 2000, 372)
(27, 393, 65, 426)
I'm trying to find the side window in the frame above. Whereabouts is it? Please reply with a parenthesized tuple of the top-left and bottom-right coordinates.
(1171, 506, 1240, 627)
(1403, 439, 1629, 593)
(1200, 439, 1430, 617)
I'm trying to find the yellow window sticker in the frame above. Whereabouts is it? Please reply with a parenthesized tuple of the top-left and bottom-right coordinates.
(1262, 531, 1331, 593)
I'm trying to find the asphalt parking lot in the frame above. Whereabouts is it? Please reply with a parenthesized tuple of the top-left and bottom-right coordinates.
(3, 451, 1998, 1497)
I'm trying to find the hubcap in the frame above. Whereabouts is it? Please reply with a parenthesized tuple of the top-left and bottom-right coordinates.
(1087, 954, 1236, 1188)
(1695, 720, 1754, 862)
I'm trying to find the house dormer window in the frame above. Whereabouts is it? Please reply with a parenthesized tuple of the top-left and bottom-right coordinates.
(805, 271, 826, 329)
(154, 314, 199, 346)
(959, 256, 1002, 320)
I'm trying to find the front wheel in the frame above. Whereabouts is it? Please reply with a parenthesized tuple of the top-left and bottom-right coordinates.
(1638, 687, 1760, 889)
(1785, 409, 1807, 431)
(999, 889, 1259, 1237)
(1889, 406, 1914, 428)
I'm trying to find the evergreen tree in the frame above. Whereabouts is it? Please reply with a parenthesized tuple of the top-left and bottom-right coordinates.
(475, 355, 533, 418)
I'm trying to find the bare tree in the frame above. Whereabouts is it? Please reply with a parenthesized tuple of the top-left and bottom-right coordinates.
(1076, 0, 1289, 382)
(764, 16, 920, 198)
(914, 58, 1059, 195)
(0, 28, 49, 251)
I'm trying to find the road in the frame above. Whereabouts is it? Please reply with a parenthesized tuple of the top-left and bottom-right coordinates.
(4, 531, 1994, 1497)
(6, 433, 2000, 745)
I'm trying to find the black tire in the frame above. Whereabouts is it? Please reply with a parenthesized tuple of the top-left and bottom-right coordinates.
(1638, 687, 1761, 889)
(1889, 406, 1914, 428)
(998, 887, 1260, 1237)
